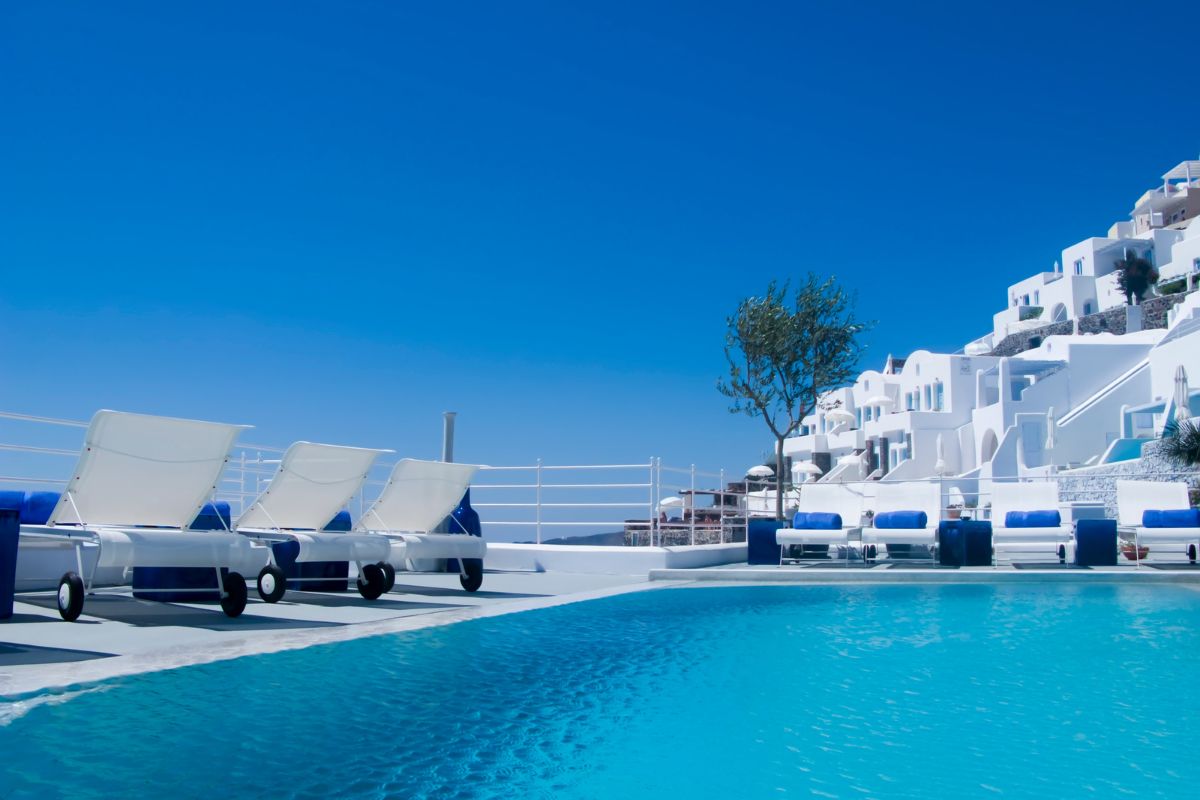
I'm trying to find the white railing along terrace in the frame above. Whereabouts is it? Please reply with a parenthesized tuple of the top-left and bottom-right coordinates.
(0, 411, 746, 547)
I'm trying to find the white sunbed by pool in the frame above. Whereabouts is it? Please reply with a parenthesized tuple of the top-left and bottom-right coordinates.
(17, 409, 270, 620)
(234, 441, 395, 602)
(990, 482, 1074, 563)
(860, 481, 942, 561)
(775, 483, 865, 564)
(356, 458, 486, 591)
(1116, 480, 1200, 563)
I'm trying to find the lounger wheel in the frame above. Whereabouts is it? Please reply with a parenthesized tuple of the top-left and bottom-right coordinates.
(220, 572, 248, 618)
(1188, 544, 1197, 564)
(257, 565, 287, 603)
(57, 572, 85, 622)
(459, 558, 484, 592)
(379, 562, 396, 593)
(357, 563, 386, 600)
(1057, 544, 1067, 564)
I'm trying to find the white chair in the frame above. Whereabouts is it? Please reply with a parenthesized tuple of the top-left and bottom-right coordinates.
(18, 410, 269, 620)
(991, 482, 1074, 563)
(235, 442, 395, 602)
(861, 481, 941, 560)
(775, 483, 865, 564)
(1116, 480, 1200, 562)
(356, 459, 487, 591)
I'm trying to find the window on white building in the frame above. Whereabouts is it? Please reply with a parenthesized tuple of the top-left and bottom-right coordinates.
(1033, 290, 1040, 305)
(935, 382, 944, 411)
(1084, 301, 1094, 315)
(1193, 257, 1199, 273)
(1074, 258, 1084, 275)
(906, 392, 914, 411)
(924, 385, 932, 409)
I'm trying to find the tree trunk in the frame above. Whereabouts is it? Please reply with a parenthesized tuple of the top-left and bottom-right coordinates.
(775, 436, 786, 521)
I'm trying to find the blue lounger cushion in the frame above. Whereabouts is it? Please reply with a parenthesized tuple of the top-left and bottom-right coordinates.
(189, 501, 232, 531)
(1142, 508, 1200, 528)
(324, 510, 352, 532)
(875, 510, 928, 529)
(792, 511, 842, 529)
(21, 492, 61, 525)
(1004, 510, 1062, 528)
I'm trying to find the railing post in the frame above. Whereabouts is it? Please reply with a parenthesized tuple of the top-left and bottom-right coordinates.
(719, 467, 726, 544)
(689, 463, 696, 546)
(536, 458, 543, 545)
(647, 458, 654, 547)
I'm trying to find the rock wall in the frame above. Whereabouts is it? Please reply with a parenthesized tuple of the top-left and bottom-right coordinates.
(1055, 440, 1200, 520)
(989, 292, 1191, 357)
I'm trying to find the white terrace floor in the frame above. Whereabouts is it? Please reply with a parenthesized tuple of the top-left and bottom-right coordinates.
(0, 571, 654, 697)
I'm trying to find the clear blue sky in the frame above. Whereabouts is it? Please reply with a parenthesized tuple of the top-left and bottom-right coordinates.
(2, 1, 1197, 477)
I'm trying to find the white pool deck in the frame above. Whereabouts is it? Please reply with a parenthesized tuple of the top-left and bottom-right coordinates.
(3, 561, 1199, 699)
(0, 572, 658, 698)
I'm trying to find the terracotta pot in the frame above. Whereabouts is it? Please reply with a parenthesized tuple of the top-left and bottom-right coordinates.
(1121, 546, 1149, 561)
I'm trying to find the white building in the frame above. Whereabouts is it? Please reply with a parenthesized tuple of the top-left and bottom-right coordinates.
(987, 160, 1200, 346)
(779, 158, 1200, 490)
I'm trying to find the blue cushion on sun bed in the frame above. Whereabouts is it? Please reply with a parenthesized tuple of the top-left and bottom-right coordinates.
(1142, 508, 1200, 528)
(874, 510, 928, 529)
(20, 492, 61, 525)
(792, 511, 843, 529)
(1004, 509, 1061, 528)
(188, 501, 232, 531)
(323, 510, 352, 532)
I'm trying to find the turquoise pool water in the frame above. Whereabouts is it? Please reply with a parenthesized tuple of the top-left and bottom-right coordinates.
(2, 584, 1198, 799)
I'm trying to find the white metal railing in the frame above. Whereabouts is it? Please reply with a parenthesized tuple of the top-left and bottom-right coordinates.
(0, 411, 746, 547)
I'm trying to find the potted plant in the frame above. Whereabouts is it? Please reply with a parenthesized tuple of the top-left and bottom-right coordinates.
(1119, 534, 1148, 561)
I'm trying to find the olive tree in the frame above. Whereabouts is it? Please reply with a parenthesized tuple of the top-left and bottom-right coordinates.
(718, 275, 871, 520)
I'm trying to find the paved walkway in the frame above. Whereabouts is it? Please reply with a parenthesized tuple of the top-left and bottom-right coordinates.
(0, 572, 654, 697)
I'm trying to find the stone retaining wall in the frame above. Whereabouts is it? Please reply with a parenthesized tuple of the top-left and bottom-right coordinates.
(1055, 440, 1200, 521)
(989, 292, 1191, 357)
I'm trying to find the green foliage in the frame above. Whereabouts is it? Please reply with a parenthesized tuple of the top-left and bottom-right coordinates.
(718, 275, 871, 518)
(1157, 276, 1187, 296)
(1115, 250, 1160, 305)
(1161, 419, 1200, 468)
(1019, 306, 1043, 321)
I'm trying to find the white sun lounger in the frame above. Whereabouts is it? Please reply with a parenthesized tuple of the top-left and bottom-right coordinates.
(355, 458, 486, 591)
(861, 481, 942, 560)
(1116, 480, 1200, 563)
(775, 483, 864, 564)
(235, 442, 395, 602)
(990, 482, 1074, 563)
(18, 410, 269, 620)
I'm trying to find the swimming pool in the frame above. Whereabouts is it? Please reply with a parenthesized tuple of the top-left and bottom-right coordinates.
(1, 584, 1197, 799)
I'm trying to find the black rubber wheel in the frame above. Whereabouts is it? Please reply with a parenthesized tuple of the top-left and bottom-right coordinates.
(1058, 544, 1067, 564)
(257, 565, 287, 603)
(1188, 544, 1197, 564)
(57, 572, 85, 622)
(459, 558, 484, 592)
(379, 562, 396, 593)
(357, 563, 386, 600)
(220, 572, 248, 618)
